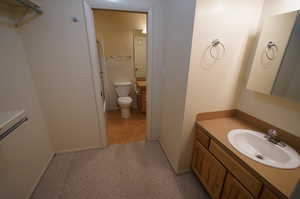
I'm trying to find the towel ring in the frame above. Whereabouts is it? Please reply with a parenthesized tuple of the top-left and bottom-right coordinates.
(265, 41, 278, 60)
(210, 39, 226, 60)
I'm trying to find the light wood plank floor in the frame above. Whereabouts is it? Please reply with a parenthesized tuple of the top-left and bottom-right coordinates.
(106, 110, 146, 145)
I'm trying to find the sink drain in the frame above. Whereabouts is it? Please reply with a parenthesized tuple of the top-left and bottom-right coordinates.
(255, 153, 264, 160)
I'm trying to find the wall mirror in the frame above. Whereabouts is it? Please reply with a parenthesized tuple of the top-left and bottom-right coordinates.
(247, 10, 300, 102)
(133, 30, 147, 80)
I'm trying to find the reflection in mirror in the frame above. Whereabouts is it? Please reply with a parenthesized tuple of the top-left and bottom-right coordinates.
(133, 30, 147, 80)
(246, 11, 300, 102)
(272, 14, 300, 101)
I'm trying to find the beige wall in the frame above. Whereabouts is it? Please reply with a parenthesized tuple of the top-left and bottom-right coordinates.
(237, 0, 300, 138)
(19, 0, 103, 152)
(178, 0, 264, 172)
(159, 0, 196, 172)
(94, 10, 146, 56)
(0, 22, 53, 199)
(93, 10, 146, 110)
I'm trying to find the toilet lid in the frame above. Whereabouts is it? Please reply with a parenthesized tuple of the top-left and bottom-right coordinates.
(118, 97, 132, 104)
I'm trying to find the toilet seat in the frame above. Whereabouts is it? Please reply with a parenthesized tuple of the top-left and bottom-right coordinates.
(118, 97, 132, 105)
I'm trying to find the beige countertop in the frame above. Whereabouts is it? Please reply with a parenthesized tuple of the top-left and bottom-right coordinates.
(197, 117, 300, 198)
(136, 80, 147, 87)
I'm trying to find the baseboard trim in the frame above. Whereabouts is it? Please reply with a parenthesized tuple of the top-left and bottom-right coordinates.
(158, 141, 192, 175)
(27, 152, 55, 199)
(26, 146, 105, 199)
(146, 136, 159, 141)
(176, 168, 191, 175)
(55, 146, 104, 154)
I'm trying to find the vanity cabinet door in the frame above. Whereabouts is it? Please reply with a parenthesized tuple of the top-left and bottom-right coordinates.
(209, 141, 262, 197)
(141, 93, 146, 112)
(221, 173, 255, 199)
(192, 141, 226, 199)
(137, 86, 146, 113)
(259, 187, 280, 199)
(192, 141, 204, 176)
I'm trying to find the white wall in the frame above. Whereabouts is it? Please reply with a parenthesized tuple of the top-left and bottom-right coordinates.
(178, 0, 264, 172)
(237, 0, 300, 138)
(20, 0, 105, 152)
(0, 22, 53, 199)
(158, 0, 196, 172)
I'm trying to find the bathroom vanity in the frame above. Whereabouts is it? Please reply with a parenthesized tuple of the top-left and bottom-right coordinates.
(192, 110, 300, 199)
(136, 80, 147, 113)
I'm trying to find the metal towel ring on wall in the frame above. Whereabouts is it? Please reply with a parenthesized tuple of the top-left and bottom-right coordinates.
(210, 39, 226, 60)
(265, 41, 279, 60)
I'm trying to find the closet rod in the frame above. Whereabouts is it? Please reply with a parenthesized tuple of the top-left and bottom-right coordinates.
(16, 0, 43, 14)
(0, 117, 28, 141)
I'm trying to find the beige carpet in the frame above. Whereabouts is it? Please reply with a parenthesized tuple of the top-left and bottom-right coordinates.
(31, 141, 210, 199)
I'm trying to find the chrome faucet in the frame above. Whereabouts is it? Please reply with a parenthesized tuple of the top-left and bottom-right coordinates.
(265, 129, 286, 147)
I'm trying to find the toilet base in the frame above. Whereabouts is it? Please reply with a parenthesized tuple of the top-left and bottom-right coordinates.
(121, 108, 130, 119)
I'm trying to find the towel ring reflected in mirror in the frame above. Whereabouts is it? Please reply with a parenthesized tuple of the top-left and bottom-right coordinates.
(265, 41, 279, 60)
(210, 39, 226, 60)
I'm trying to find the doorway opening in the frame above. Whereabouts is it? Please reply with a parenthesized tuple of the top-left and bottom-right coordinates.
(92, 9, 148, 145)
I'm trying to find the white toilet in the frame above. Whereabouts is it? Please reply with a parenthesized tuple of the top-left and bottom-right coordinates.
(114, 82, 133, 119)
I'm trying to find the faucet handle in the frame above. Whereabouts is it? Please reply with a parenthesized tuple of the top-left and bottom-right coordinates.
(267, 129, 278, 137)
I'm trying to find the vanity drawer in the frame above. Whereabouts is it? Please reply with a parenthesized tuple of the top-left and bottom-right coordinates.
(209, 140, 263, 197)
(195, 128, 210, 149)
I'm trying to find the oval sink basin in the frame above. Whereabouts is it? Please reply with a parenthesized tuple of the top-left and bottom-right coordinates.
(228, 129, 300, 169)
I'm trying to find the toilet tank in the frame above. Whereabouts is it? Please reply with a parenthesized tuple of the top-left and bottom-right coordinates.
(114, 82, 132, 97)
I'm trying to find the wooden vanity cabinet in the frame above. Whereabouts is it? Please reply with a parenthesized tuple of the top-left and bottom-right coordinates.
(222, 173, 255, 199)
(193, 126, 285, 199)
(192, 141, 203, 176)
(192, 140, 226, 199)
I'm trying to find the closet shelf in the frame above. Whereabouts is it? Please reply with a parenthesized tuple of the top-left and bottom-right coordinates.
(0, 0, 43, 27)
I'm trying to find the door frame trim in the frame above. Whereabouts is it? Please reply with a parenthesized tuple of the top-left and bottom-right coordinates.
(83, 0, 154, 146)
(83, 1, 107, 147)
